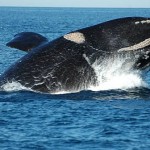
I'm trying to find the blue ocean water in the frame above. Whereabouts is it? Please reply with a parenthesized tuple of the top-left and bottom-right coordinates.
(0, 7, 150, 149)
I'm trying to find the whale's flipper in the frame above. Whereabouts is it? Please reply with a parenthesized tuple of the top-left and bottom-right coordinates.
(6, 32, 48, 52)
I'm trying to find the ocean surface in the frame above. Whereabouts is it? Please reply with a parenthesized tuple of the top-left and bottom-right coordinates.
(0, 7, 150, 150)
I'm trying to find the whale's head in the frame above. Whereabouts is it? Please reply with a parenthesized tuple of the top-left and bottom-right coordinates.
(79, 17, 150, 71)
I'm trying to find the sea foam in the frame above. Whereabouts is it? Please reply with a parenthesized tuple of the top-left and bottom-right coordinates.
(88, 55, 147, 91)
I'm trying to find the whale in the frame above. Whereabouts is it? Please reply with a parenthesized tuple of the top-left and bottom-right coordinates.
(0, 17, 150, 93)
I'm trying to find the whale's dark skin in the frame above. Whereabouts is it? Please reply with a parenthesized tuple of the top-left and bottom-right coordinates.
(0, 17, 150, 93)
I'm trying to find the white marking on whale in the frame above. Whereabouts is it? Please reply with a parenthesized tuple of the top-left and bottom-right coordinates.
(64, 32, 85, 44)
(135, 20, 150, 25)
(118, 38, 150, 52)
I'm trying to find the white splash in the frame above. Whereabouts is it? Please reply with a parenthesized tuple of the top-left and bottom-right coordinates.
(88, 55, 147, 91)
(1, 81, 30, 92)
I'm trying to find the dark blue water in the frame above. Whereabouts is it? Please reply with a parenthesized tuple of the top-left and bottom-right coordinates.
(1, 7, 150, 149)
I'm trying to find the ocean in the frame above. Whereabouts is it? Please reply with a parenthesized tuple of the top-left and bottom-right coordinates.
(0, 7, 150, 149)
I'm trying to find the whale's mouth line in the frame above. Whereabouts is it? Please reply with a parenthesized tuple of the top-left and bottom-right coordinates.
(116, 37, 150, 70)
(85, 42, 150, 71)
(118, 38, 150, 52)
(86, 41, 150, 57)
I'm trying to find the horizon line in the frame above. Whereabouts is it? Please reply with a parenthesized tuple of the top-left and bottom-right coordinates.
(0, 6, 150, 9)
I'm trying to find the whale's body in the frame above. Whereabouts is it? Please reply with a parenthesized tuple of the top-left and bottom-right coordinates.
(1, 17, 150, 93)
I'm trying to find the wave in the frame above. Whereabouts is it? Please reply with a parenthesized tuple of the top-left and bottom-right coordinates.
(0, 87, 150, 102)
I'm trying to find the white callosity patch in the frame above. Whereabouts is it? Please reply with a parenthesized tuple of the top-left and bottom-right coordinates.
(135, 20, 150, 25)
(118, 38, 150, 52)
(64, 32, 85, 44)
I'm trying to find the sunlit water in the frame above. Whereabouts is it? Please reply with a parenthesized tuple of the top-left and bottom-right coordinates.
(0, 7, 150, 149)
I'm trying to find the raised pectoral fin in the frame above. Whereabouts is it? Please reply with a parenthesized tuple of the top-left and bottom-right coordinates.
(6, 32, 48, 52)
